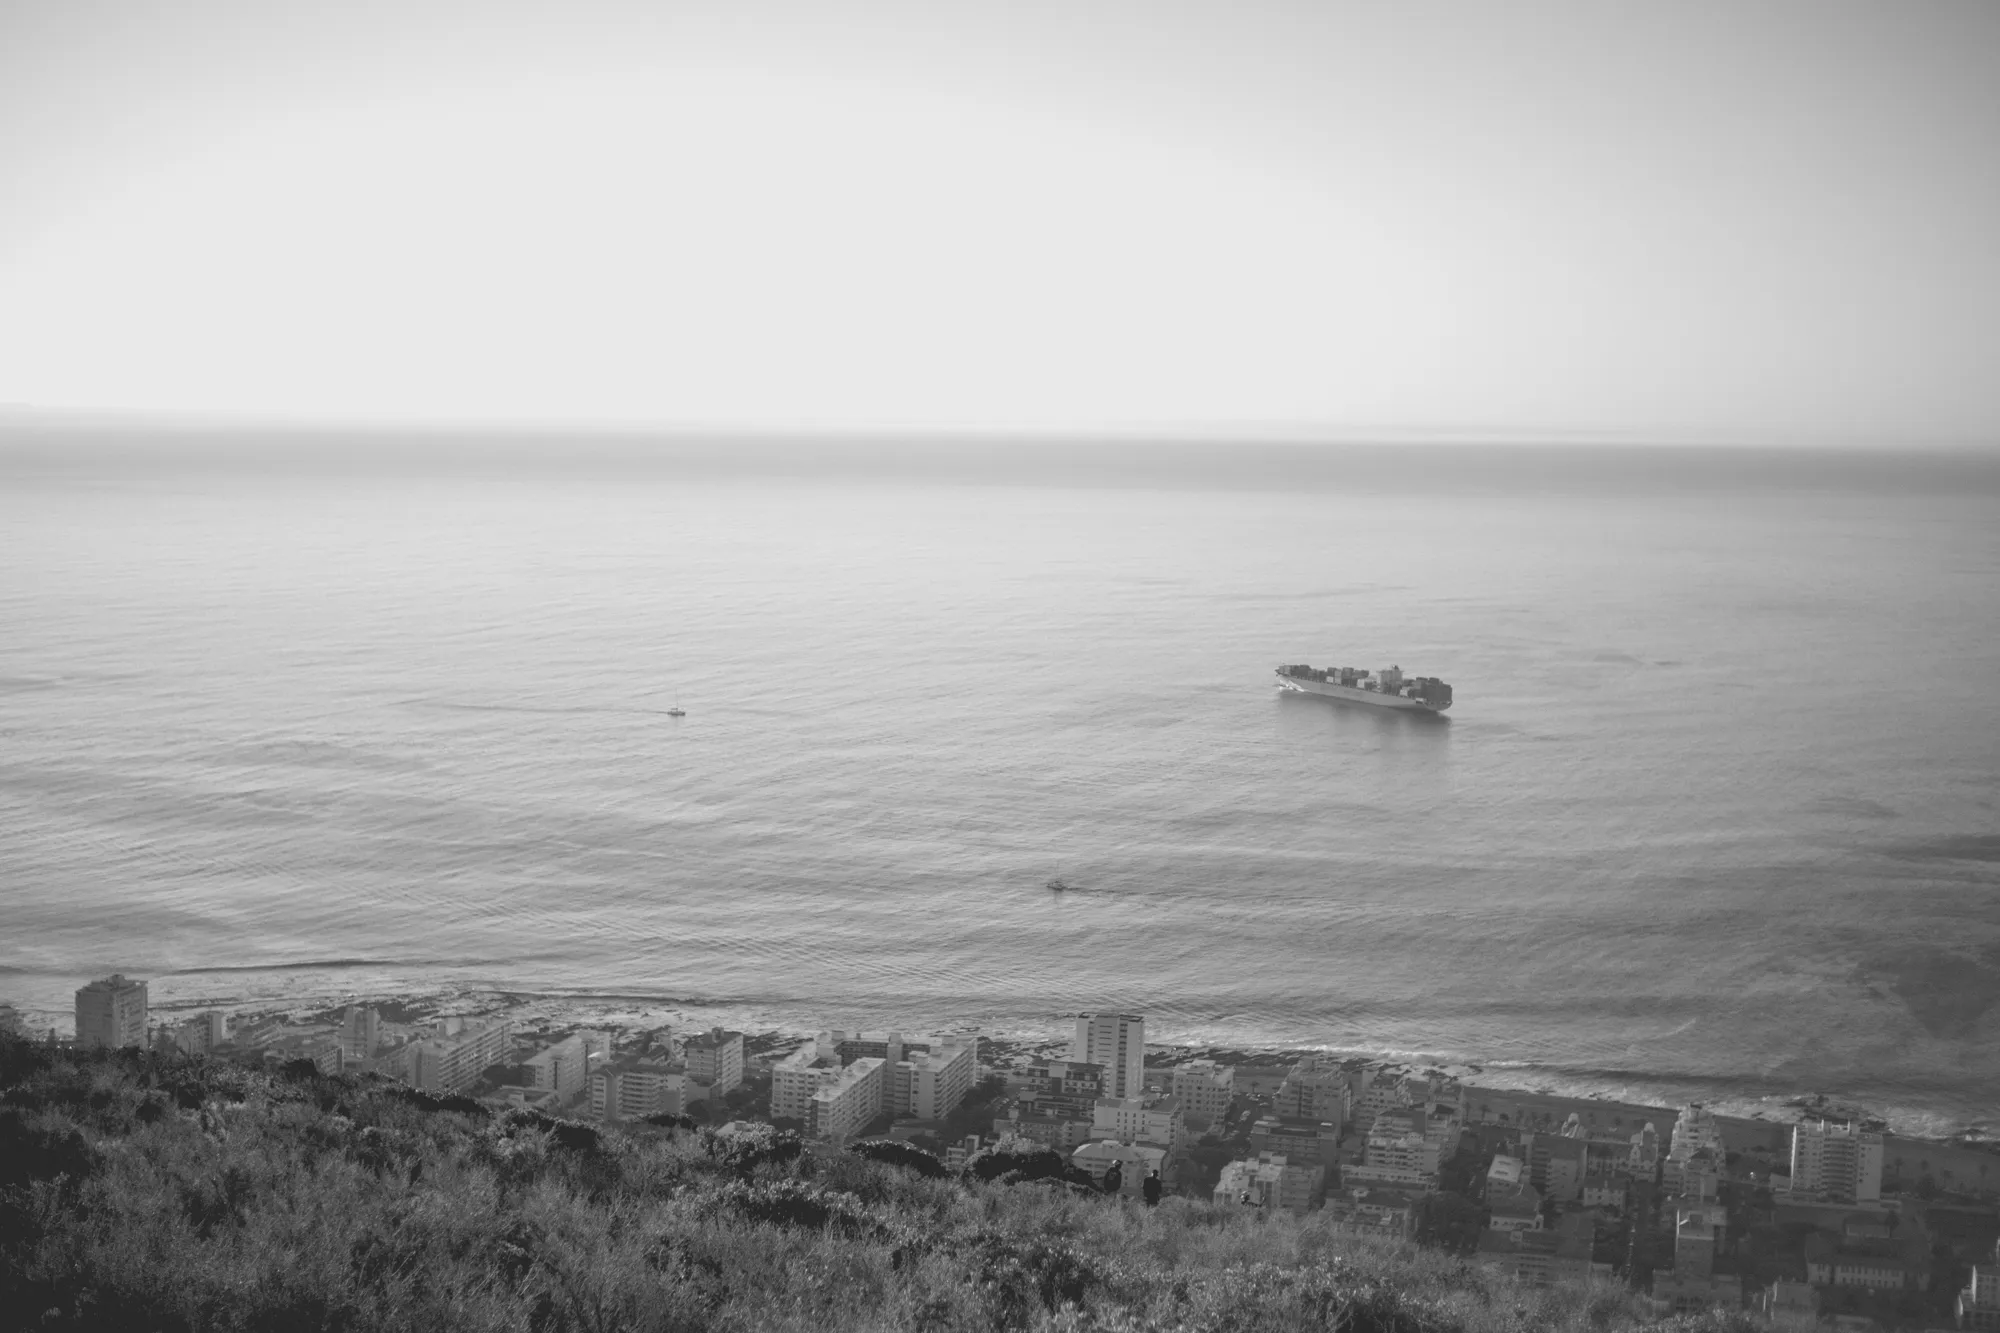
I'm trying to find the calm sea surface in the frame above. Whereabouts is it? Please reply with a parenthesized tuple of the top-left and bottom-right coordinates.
(3, 441, 1997, 1136)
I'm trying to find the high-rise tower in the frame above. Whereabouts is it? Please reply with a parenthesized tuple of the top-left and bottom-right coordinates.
(1070, 1012, 1145, 1100)
(76, 974, 148, 1049)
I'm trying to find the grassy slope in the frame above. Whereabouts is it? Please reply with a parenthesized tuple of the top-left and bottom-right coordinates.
(0, 1035, 1757, 1333)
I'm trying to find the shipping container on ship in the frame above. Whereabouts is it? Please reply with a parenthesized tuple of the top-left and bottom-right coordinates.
(1274, 662, 1453, 713)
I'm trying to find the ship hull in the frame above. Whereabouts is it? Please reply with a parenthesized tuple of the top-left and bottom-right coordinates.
(1274, 672, 1450, 713)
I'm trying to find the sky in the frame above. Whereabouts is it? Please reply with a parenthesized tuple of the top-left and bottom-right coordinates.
(1, 1, 1997, 442)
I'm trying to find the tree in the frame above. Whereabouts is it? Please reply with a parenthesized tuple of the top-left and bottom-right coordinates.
(1415, 1192, 1485, 1255)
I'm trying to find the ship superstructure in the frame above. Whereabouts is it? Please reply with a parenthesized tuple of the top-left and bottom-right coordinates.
(1275, 663, 1453, 713)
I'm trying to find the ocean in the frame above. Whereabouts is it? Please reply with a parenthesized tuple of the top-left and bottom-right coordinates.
(3, 437, 1997, 1138)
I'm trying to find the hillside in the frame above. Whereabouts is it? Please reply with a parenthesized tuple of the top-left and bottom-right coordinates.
(0, 1034, 1760, 1332)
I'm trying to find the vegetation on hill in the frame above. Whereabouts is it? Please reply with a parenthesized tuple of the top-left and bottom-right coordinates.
(0, 1034, 1762, 1332)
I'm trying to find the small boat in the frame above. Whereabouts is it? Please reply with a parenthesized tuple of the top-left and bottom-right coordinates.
(666, 704, 686, 717)
(1046, 878, 1069, 893)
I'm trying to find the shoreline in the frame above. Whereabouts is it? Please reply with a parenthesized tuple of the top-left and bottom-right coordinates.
(54, 980, 1993, 1155)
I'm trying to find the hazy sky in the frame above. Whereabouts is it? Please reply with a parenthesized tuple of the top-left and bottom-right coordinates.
(2, 1, 1997, 440)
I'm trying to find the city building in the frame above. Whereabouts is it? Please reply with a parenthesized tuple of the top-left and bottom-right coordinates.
(1650, 1270, 1742, 1315)
(1487, 1181, 1545, 1232)
(523, 1033, 609, 1106)
(1246, 1115, 1338, 1168)
(1071, 1140, 1169, 1196)
(1358, 1107, 1456, 1186)
(1093, 1096, 1184, 1150)
(75, 974, 148, 1049)
(1523, 1132, 1588, 1202)
(944, 1135, 983, 1173)
(1802, 1214, 1928, 1291)
(1214, 1153, 1325, 1215)
(1580, 1174, 1624, 1209)
(1272, 1059, 1351, 1130)
(1017, 1059, 1108, 1117)
(776, 1030, 972, 1129)
(1669, 1104, 1724, 1162)
(340, 1006, 381, 1062)
(303, 1036, 344, 1076)
(591, 1059, 685, 1121)
(889, 1040, 974, 1121)
(819, 1029, 912, 1064)
(771, 1037, 843, 1122)
(1474, 1227, 1594, 1286)
(994, 1105, 1095, 1150)
(1352, 1072, 1413, 1134)
(406, 1016, 512, 1096)
(1675, 1211, 1718, 1279)
(684, 1027, 745, 1097)
(806, 1057, 885, 1142)
(1070, 1013, 1145, 1101)
(1661, 1146, 1721, 1200)
(1789, 1120, 1883, 1205)
(1324, 1187, 1419, 1238)
(1622, 1122, 1661, 1178)
(1758, 1281, 1820, 1328)
(1170, 1060, 1235, 1130)
(1960, 1247, 2000, 1331)
(486, 1086, 562, 1113)
(160, 1011, 228, 1056)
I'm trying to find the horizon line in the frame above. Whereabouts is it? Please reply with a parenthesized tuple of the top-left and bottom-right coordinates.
(2, 403, 1996, 454)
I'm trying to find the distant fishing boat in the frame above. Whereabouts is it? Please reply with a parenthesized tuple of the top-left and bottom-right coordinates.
(1047, 878, 1069, 893)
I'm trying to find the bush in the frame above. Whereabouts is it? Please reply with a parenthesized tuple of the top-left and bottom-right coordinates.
(849, 1139, 949, 1178)
(0, 1108, 94, 1186)
(965, 1140, 1068, 1184)
(639, 1111, 701, 1132)
(705, 1121, 806, 1175)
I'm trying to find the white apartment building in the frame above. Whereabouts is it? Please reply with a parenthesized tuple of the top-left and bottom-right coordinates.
(1959, 1259, 2000, 1331)
(684, 1027, 745, 1097)
(807, 1057, 885, 1142)
(341, 1006, 381, 1062)
(591, 1060, 686, 1121)
(1790, 1120, 1883, 1204)
(75, 974, 148, 1049)
(1092, 1096, 1183, 1149)
(1070, 1013, 1145, 1101)
(1671, 1104, 1724, 1162)
(771, 1038, 844, 1121)
(1273, 1062, 1350, 1129)
(523, 1033, 607, 1105)
(167, 1011, 229, 1056)
(1366, 1112, 1456, 1179)
(304, 1036, 344, 1076)
(1623, 1122, 1661, 1177)
(407, 1016, 513, 1096)
(1171, 1060, 1235, 1128)
(890, 1041, 974, 1121)
(1353, 1074, 1414, 1133)
(1215, 1153, 1325, 1214)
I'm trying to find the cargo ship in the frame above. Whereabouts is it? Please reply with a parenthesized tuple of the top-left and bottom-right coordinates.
(1274, 663, 1453, 713)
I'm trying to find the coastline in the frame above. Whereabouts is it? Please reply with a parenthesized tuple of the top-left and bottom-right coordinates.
(41, 979, 1992, 1154)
